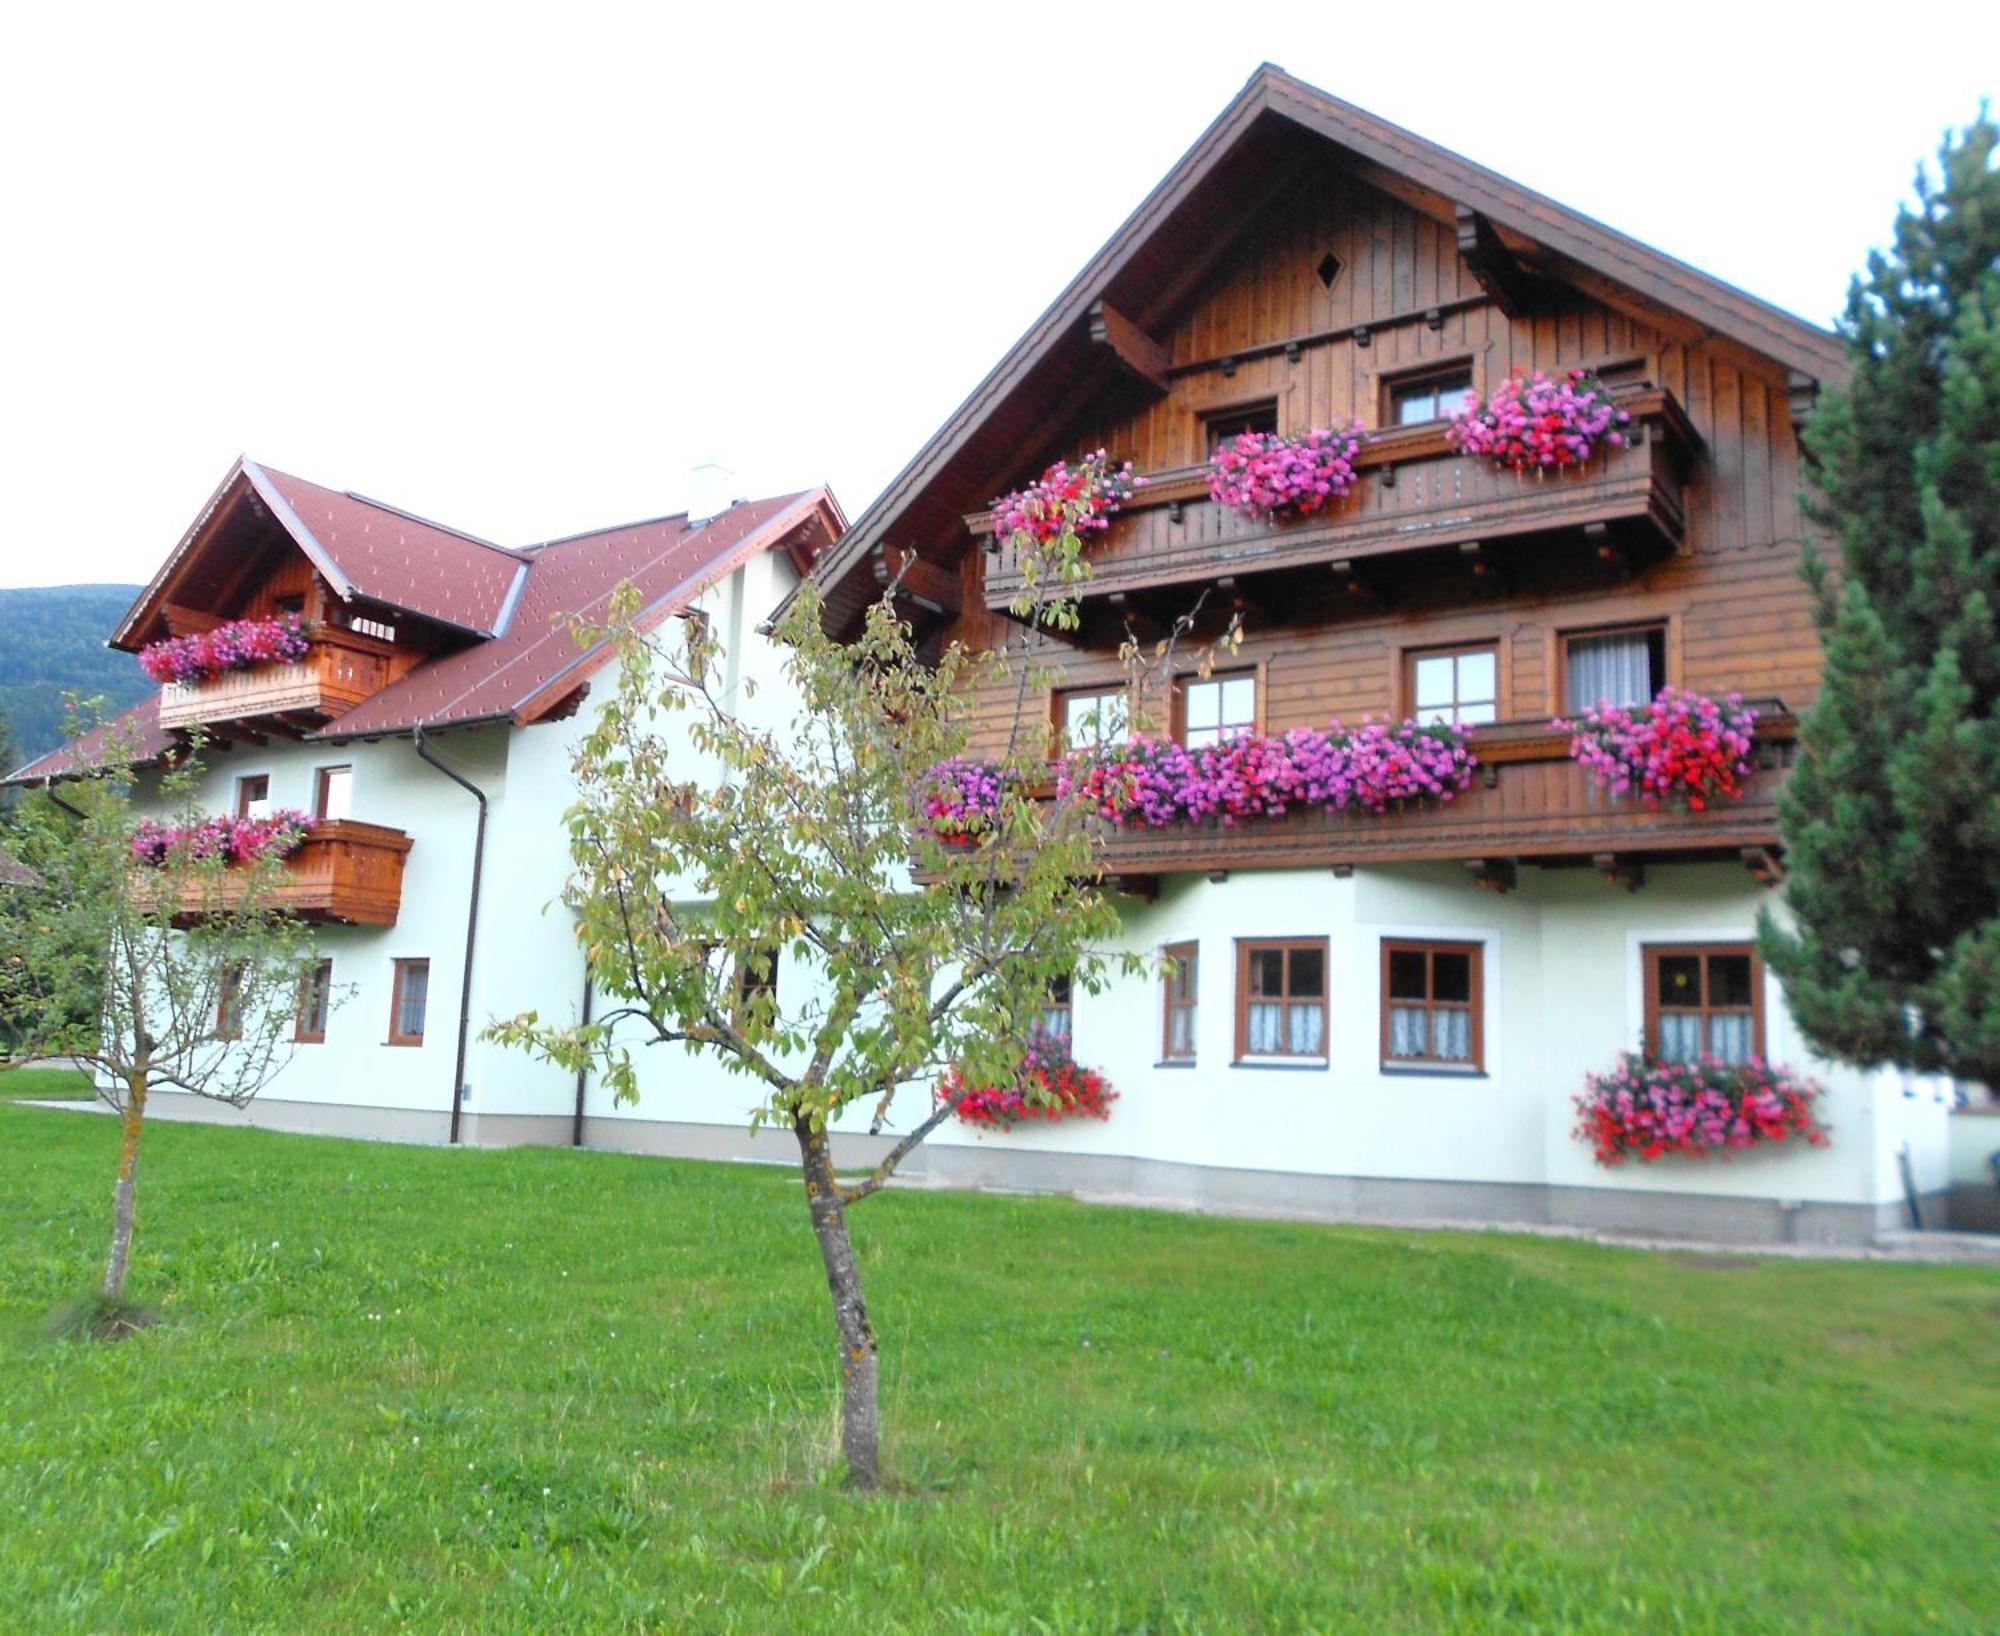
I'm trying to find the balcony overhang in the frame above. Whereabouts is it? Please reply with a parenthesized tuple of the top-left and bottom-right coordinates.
(156, 626, 404, 734)
(165, 820, 414, 927)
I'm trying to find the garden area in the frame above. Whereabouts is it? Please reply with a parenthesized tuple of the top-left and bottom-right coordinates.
(0, 1101, 1993, 1633)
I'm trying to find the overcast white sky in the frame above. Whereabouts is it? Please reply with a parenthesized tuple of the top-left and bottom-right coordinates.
(1, 2, 1993, 590)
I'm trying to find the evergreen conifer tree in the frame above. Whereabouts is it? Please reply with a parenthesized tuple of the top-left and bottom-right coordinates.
(1762, 115, 2000, 1084)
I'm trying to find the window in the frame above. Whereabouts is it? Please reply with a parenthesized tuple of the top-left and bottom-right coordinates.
(1204, 400, 1278, 452)
(314, 765, 353, 822)
(1388, 368, 1475, 427)
(1382, 941, 1483, 1070)
(1236, 939, 1328, 1061)
(1041, 973, 1073, 1042)
(1645, 945, 1763, 1066)
(1407, 644, 1498, 727)
(296, 959, 333, 1043)
(736, 946, 780, 1019)
(1563, 624, 1666, 711)
(1161, 942, 1198, 1062)
(214, 964, 245, 1041)
(389, 959, 430, 1046)
(1056, 686, 1129, 750)
(236, 774, 272, 819)
(1178, 672, 1257, 749)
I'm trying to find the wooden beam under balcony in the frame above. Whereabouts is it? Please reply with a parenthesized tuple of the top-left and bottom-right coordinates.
(871, 542, 960, 616)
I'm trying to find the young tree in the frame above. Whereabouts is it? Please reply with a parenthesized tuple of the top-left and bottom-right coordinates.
(0, 725, 323, 1314)
(1761, 114, 2000, 1085)
(489, 520, 1145, 1488)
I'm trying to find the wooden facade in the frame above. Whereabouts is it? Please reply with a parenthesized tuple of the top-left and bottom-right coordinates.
(817, 77, 1842, 887)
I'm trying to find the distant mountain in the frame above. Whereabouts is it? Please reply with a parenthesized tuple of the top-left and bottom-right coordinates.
(0, 585, 148, 770)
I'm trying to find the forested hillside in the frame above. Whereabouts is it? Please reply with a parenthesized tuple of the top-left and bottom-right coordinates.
(0, 585, 147, 768)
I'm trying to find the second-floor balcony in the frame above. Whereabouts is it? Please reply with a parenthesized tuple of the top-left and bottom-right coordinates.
(157, 625, 402, 733)
(167, 820, 414, 927)
(977, 386, 1700, 627)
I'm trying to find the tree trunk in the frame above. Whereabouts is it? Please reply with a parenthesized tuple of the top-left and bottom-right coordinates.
(103, 1075, 148, 1304)
(794, 1114, 880, 1489)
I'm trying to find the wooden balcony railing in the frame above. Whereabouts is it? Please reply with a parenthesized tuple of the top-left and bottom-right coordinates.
(168, 821, 414, 927)
(917, 706, 1795, 891)
(157, 626, 401, 731)
(978, 386, 1700, 614)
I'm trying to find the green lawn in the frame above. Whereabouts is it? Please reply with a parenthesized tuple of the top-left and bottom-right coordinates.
(1, 1105, 1993, 1634)
(0, 1064, 96, 1100)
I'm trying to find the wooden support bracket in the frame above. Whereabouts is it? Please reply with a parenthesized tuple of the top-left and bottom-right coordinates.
(1105, 872, 1160, 903)
(1087, 300, 1170, 395)
(1464, 858, 1518, 894)
(871, 542, 960, 616)
(1106, 591, 1164, 643)
(1740, 846, 1786, 887)
(1329, 558, 1384, 610)
(1593, 852, 1645, 892)
(1455, 206, 1555, 317)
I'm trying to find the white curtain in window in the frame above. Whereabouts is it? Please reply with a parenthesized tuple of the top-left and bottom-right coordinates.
(1041, 1007, 1071, 1040)
(1431, 1009, 1472, 1062)
(1659, 1013, 1703, 1063)
(1168, 1008, 1194, 1057)
(1247, 1002, 1282, 1054)
(1287, 1003, 1325, 1056)
(1567, 632, 1655, 710)
(1707, 1013, 1753, 1065)
(1388, 1006, 1428, 1059)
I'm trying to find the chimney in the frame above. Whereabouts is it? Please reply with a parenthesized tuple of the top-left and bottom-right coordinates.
(687, 459, 735, 526)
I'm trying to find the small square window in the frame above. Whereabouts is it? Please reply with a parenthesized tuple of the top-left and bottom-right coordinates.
(1564, 625, 1666, 711)
(314, 765, 353, 822)
(296, 959, 333, 1043)
(1389, 369, 1475, 427)
(1204, 401, 1278, 453)
(1057, 687, 1129, 751)
(1381, 941, 1483, 1070)
(1645, 944, 1763, 1066)
(1407, 644, 1499, 727)
(389, 959, 430, 1046)
(1042, 973, 1073, 1041)
(1162, 942, 1198, 1062)
(236, 775, 271, 819)
(1179, 672, 1257, 749)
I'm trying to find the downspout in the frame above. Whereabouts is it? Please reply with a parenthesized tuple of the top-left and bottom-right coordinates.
(412, 726, 488, 1146)
(571, 970, 593, 1148)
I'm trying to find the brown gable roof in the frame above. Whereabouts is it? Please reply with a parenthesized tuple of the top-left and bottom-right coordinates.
(800, 64, 1845, 626)
(110, 459, 531, 651)
(4, 692, 177, 785)
(319, 488, 841, 738)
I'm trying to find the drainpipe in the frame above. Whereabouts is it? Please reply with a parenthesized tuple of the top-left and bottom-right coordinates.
(412, 726, 488, 1146)
(571, 970, 593, 1147)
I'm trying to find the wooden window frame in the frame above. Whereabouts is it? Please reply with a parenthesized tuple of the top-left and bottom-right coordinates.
(1200, 397, 1280, 454)
(1172, 666, 1262, 748)
(1051, 684, 1130, 755)
(1557, 620, 1670, 713)
(1642, 943, 1765, 1063)
(1233, 937, 1331, 1064)
(388, 958, 430, 1046)
(1379, 940, 1484, 1072)
(313, 764, 353, 822)
(1402, 640, 1502, 727)
(1374, 353, 1482, 431)
(235, 773, 271, 818)
(214, 964, 245, 1041)
(295, 958, 333, 1044)
(734, 946, 780, 1024)
(1161, 941, 1198, 1063)
(1041, 972, 1074, 1042)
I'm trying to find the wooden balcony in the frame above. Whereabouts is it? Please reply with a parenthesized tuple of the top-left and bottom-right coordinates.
(1084, 709, 1795, 889)
(157, 626, 401, 732)
(169, 821, 413, 927)
(979, 387, 1699, 620)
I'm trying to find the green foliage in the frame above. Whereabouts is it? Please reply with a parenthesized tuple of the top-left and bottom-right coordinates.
(0, 585, 148, 767)
(0, 716, 321, 1107)
(0, 1108, 1993, 1632)
(1764, 114, 2000, 1082)
(489, 545, 1136, 1156)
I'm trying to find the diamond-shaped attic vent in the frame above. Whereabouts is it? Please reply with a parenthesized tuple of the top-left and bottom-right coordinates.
(1316, 251, 1344, 291)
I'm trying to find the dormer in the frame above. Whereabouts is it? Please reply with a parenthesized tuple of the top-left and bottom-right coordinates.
(112, 460, 530, 737)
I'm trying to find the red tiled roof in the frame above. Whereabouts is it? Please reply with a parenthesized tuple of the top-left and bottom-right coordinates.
(255, 465, 530, 636)
(321, 489, 833, 737)
(3, 693, 176, 785)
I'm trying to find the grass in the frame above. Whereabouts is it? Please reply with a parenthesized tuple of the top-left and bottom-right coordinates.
(1, 1104, 1993, 1634)
(0, 1064, 96, 1100)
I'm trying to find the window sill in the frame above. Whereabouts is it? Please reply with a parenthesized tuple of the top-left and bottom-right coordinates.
(1154, 1059, 1198, 1070)
(1231, 1057, 1329, 1072)
(384, 1038, 425, 1048)
(1379, 1064, 1487, 1080)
